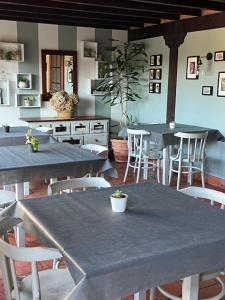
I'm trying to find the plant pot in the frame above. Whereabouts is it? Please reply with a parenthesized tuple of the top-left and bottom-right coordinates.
(28, 143, 38, 152)
(111, 139, 128, 162)
(24, 99, 32, 107)
(110, 194, 128, 213)
(18, 81, 28, 89)
(57, 110, 74, 119)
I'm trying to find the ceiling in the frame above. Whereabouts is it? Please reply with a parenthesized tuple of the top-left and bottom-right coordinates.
(0, 0, 225, 30)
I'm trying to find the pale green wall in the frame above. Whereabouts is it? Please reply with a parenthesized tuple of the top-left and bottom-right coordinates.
(176, 28, 225, 178)
(128, 36, 169, 124)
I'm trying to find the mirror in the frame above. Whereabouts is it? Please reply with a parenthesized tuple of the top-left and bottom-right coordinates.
(41, 49, 77, 100)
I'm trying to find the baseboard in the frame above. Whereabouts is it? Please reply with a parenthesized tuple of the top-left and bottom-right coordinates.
(194, 173, 225, 189)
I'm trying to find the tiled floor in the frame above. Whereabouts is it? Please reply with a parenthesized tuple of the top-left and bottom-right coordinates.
(0, 162, 225, 300)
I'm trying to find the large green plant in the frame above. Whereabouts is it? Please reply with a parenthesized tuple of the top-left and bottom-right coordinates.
(97, 40, 148, 132)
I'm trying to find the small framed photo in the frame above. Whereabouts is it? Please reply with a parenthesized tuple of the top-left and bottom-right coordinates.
(149, 69, 155, 80)
(155, 68, 162, 80)
(186, 56, 199, 79)
(150, 55, 155, 66)
(156, 55, 162, 66)
(217, 72, 225, 97)
(149, 82, 155, 93)
(155, 82, 161, 94)
(214, 51, 225, 61)
(202, 86, 213, 96)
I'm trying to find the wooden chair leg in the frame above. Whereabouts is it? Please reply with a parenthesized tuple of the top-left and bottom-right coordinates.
(169, 160, 173, 185)
(201, 162, 205, 188)
(124, 155, 131, 183)
(157, 160, 160, 183)
(150, 288, 155, 300)
(177, 160, 182, 190)
(136, 156, 142, 183)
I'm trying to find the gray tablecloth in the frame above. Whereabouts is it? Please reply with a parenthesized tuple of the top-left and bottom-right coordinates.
(5, 183, 225, 300)
(131, 123, 224, 149)
(0, 126, 56, 146)
(0, 143, 117, 185)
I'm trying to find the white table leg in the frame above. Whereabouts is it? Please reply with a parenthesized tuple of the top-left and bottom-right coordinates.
(15, 183, 25, 247)
(182, 274, 199, 300)
(24, 182, 30, 196)
(134, 290, 146, 300)
(162, 146, 169, 185)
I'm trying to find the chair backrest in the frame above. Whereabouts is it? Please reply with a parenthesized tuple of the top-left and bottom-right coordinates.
(174, 131, 208, 162)
(81, 144, 108, 157)
(48, 177, 111, 195)
(127, 128, 150, 157)
(0, 217, 62, 300)
(180, 186, 225, 209)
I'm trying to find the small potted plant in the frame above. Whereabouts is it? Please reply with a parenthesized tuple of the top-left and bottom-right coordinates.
(110, 189, 128, 213)
(26, 129, 39, 152)
(18, 77, 29, 89)
(24, 96, 34, 107)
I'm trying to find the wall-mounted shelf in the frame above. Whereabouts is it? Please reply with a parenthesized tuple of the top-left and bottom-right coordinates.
(16, 94, 41, 108)
(95, 61, 107, 79)
(81, 41, 97, 59)
(0, 79, 10, 106)
(0, 42, 24, 62)
(16, 73, 32, 90)
(91, 79, 106, 96)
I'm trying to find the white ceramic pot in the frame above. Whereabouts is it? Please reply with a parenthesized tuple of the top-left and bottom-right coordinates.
(110, 194, 128, 213)
(18, 81, 28, 89)
(24, 99, 32, 107)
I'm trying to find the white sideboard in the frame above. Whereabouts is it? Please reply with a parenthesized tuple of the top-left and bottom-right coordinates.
(21, 117, 109, 147)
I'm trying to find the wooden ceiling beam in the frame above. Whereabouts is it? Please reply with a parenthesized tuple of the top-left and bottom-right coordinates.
(1, 0, 202, 17)
(0, 4, 161, 24)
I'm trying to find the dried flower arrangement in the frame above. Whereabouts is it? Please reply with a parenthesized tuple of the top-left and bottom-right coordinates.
(50, 90, 79, 113)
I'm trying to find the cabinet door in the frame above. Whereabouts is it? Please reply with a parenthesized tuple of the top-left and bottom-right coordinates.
(84, 133, 108, 146)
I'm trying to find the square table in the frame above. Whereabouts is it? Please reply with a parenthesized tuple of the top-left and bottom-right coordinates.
(0, 126, 55, 146)
(8, 182, 225, 300)
(131, 123, 223, 185)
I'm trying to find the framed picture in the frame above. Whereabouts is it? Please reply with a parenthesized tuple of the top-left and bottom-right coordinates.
(186, 56, 199, 79)
(149, 69, 155, 80)
(202, 86, 213, 96)
(149, 82, 155, 93)
(214, 51, 225, 61)
(217, 72, 225, 97)
(150, 55, 155, 66)
(156, 55, 162, 66)
(155, 68, 162, 80)
(155, 82, 161, 94)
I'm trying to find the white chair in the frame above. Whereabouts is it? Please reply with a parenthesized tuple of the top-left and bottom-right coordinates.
(124, 128, 162, 184)
(157, 186, 225, 300)
(0, 217, 74, 300)
(35, 126, 53, 135)
(0, 190, 16, 211)
(48, 177, 111, 195)
(169, 131, 208, 190)
(81, 144, 108, 158)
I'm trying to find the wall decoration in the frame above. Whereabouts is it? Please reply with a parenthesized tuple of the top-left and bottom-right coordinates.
(202, 86, 213, 96)
(0, 79, 10, 105)
(214, 51, 225, 61)
(149, 82, 154, 93)
(149, 69, 155, 80)
(186, 56, 199, 79)
(155, 69, 162, 80)
(150, 54, 163, 67)
(155, 83, 161, 94)
(217, 72, 225, 97)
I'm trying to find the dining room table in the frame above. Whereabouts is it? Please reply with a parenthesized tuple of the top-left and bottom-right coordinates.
(3, 182, 225, 300)
(0, 142, 116, 245)
(130, 123, 224, 185)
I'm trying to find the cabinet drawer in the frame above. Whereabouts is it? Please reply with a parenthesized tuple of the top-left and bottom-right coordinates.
(90, 120, 108, 134)
(57, 135, 84, 146)
(51, 122, 70, 136)
(84, 133, 108, 146)
(71, 121, 89, 135)
(29, 122, 52, 129)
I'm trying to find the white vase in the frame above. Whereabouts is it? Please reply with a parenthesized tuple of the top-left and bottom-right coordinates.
(18, 81, 28, 89)
(110, 194, 128, 213)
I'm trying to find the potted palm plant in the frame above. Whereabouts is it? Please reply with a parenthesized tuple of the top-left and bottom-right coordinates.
(96, 40, 147, 162)
(110, 189, 128, 213)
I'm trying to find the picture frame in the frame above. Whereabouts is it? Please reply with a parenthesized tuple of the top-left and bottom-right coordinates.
(217, 72, 225, 97)
(149, 69, 155, 80)
(149, 82, 155, 93)
(214, 51, 225, 61)
(150, 55, 155, 66)
(155, 82, 161, 94)
(186, 56, 199, 79)
(156, 55, 162, 66)
(202, 86, 213, 96)
(155, 68, 162, 80)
